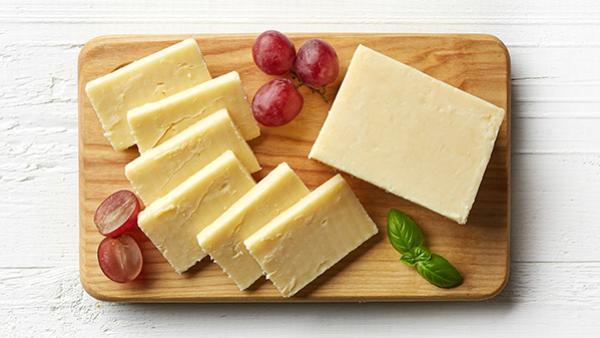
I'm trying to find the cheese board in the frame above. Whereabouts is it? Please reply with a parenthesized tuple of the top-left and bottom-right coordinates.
(78, 33, 510, 302)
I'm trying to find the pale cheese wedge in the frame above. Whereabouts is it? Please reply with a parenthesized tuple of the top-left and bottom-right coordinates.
(125, 109, 260, 205)
(138, 151, 256, 274)
(197, 163, 309, 290)
(244, 174, 378, 297)
(85, 38, 211, 150)
(128, 71, 260, 153)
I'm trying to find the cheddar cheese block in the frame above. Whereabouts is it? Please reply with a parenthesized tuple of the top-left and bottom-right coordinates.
(85, 38, 211, 150)
(309, 45, 505, 224)
(138, 151, 255, 274)
(244, 174, 378, 297)
(128, 71, 260, 153)
(197, 163, 309, 290)
(125, 109, 260, 205)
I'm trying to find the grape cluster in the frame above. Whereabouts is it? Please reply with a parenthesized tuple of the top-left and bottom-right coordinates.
(252, 30, 339, 126)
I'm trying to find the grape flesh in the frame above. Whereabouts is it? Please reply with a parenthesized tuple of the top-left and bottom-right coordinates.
(252, 30, 296, 75)
(97, 235, 143, 283)
(94, 190, 140, 238)
(294, 39, 339, 88)
(252, 79, 303, 127)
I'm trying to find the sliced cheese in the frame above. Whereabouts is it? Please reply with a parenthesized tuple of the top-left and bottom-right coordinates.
(85, 38, 211, 150)
(128, 71, 260, 153)
(309, 45, 506, 224)
(125, 109, 260, 205)
(197, 163, 309, 290)
(244, 174, 378, 297)
(138, 151, 256, 274)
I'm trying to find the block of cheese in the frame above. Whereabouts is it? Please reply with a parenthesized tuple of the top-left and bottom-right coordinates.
(125, 109, 260, 205)
(244, 174, 378, 297)
(138, 151, 256, 273)
(85, 38, 211, 150)
(128, 71, 260, 153)
(197, 163, 309, 290)
(309, 45, 506, 224)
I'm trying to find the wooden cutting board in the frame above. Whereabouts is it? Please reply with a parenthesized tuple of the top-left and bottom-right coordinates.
(78, 33, 510, 302)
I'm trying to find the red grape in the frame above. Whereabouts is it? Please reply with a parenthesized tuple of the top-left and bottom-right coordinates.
(94, 190, 140, 238)
(252, 30, 296, 75)
(97, 235, 143, 283)
(252, 79, 303, 127)
(294, 39, 339, 88)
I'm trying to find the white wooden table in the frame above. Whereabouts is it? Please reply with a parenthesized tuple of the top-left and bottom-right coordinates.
(2, 0, 599, 336)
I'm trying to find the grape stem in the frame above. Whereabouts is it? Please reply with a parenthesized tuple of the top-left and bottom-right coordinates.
(289, 70, 328, 103)
(310, 86, 328, 103)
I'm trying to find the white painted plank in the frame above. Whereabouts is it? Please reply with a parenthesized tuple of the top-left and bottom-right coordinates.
(3, 0, 600, 23)
(511, 46, 600, 83)
(0, 44, 79, 108)
(1, 1, 600, 47)
(513, 118, 600, 154)
(512, 153, 600, 262)
(2, 21, 599, 48)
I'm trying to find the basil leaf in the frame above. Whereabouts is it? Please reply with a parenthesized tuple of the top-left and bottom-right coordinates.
(401, 246, 432, 267)
(400, 252, 417, 266)
(387, 209, 424, 254)
(411, 246, 432, 262)
(415, 254, 463, 289)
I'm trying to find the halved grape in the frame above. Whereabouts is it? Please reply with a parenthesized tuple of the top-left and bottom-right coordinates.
(252, 79, 304, 127)
(94, 190, 140, 238)
(252, 30, 296, 75)
(294, 39, 339, 88)
(97, 235, 143, 283)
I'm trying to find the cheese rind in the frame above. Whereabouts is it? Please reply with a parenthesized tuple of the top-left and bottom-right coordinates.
(197, 163, 309, 290)
(244, 174, 378, 297)
(125, 109, 260, 205)
(85, 38, 211, 150)
(138, 151, 255, 274)
(309, 45, 506, 224)
(128, 71, 260, 153)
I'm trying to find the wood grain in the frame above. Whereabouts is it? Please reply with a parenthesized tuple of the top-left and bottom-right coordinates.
(78, 33, 510, 302)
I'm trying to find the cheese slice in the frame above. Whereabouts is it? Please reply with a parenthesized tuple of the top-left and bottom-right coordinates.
(197, 163, 309, 290)
(244, 174, 378, 297)
(309, 45, 506, 224)
(128, 71, 260, 153)
(138, 151, 256, 273)
(125, 109, 260, 205)
(85, 38, 211, 150)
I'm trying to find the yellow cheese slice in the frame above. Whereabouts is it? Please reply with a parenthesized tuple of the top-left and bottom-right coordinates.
(128, 71, 260, 153)
(197, 163, 309, 290)
(85, 38, 211, 150)
(244, 174, 378, 297)
(138, 151, 256, 274)
(309, 45, 506, 224)
(125, 109, 260, 205)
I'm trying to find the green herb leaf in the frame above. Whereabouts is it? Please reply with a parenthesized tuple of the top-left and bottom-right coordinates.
(400, 252, 417, 266)
(411, 246, 432, 262)
(387, 209, 424, 254)
(386, 208, 463, 289)
(415, 254, 463, 289)
(401, 246, 431, 267)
